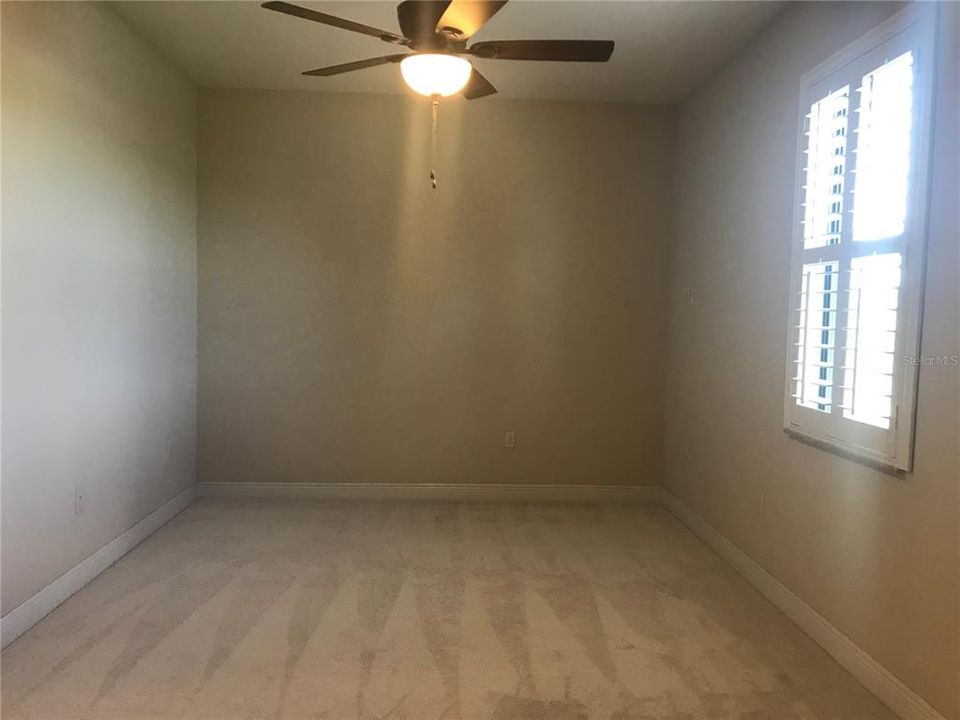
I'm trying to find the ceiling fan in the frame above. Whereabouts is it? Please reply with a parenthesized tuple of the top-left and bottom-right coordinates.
(261, 0, 615, 99)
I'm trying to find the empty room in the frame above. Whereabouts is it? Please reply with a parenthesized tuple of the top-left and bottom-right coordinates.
(1, 1, 957, 718)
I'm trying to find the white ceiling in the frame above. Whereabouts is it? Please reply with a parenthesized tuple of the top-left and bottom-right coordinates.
(114, 1, 784, 104)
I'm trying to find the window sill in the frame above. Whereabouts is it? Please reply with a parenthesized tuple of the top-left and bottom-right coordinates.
(783, 426, 908, 478)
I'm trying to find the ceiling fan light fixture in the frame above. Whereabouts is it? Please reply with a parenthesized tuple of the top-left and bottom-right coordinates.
(400, 53, 472, 97)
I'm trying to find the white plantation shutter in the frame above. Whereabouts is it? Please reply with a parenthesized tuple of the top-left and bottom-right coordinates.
(784, 6, 936, 470)
(843, 253, 901, 428)
(794, 261, 840, 413)
(853, 52, 914, 244)
(801, 87, 849, 251)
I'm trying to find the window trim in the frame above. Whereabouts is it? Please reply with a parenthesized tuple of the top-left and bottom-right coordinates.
(782, 4, 939, 472)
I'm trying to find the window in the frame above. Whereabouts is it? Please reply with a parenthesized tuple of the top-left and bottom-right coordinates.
(784, 5, 937, 471)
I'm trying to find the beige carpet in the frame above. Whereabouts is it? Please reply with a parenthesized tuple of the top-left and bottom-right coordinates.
(1, 498, 894, 719)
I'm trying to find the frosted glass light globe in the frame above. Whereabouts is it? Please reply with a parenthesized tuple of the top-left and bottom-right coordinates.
(400, 54, 472, 97)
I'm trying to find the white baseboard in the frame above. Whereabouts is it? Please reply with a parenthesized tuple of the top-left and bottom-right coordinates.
(660, 489, 947, 720)
(197, 482, 660, 503)
(0, 485, 197, 650)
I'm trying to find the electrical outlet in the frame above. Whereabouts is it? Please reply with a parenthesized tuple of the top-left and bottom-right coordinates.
(75, 486, 85, 514)
(759, 491, 766, 518)
(682, 447, 690, 464)
(504, 431, 516, 448)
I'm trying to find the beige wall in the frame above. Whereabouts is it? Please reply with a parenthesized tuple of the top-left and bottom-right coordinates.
(198, 90, 673, 488)
(664, 2, 959, 718)
(1, 3, 198, 614)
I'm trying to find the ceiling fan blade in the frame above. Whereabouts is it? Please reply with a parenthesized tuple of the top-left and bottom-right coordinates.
(262, 2, 408, 45)
(396, 0, 450, 42)
(470, 40, 614, 62)
(462, 67, 497, 99)
(436, 0, 508, 39)
(302, 54, 408, 76)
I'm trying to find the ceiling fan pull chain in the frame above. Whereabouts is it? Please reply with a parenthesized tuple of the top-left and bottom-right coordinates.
(430, 96, 439, 189)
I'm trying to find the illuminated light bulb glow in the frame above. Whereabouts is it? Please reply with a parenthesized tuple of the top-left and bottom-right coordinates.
(400, 54, 472, 97)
